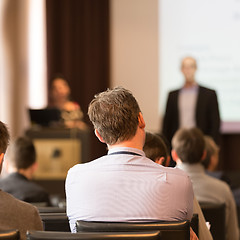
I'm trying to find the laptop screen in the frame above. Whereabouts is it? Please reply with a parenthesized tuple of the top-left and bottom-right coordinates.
(29, 108, 62, 127)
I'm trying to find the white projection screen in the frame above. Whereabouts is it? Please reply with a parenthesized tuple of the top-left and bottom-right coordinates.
(159, 0, 240, 133)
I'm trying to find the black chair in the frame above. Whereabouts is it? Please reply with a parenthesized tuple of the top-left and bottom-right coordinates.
(199, 202, 225, 240)
(37, 206, 66, 213)
(26, 230, 161, 240)
(190, 214, 198, 237)
(76, 220, 190, 240)
(0, 229, 20, 240)
(39, 213, 70, 232)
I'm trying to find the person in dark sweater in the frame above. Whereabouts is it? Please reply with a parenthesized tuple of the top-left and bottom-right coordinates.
(0, 136, 50, 206)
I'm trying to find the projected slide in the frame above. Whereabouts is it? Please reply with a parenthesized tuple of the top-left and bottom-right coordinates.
(159, 0, 240, 132)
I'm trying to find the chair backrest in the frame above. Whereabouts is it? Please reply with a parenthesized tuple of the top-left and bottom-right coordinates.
(26, 230, 161, 240)
(190, 214, 198, 237)
(39, 213, 70, 232)
(199, 202, 225, 240)
(37, 206, 66, 213)
(0, 229, 20, 240)
(76, 220, 190, 240)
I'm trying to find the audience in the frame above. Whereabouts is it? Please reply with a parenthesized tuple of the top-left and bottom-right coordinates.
(172, 127, 239, 240)
(144, 132, 212, 240)
(0, 121, 43, 240)
(66, 87, 197, 239)
(0, 136, 50, 206)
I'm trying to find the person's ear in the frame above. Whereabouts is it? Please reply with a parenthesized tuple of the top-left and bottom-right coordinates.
(155, 157, 165, 166)
(201, 150, 207, 161)
(138, 112, 145, 129)
(94, 129, 106, 143)
(0, 153, 4, 164)
(171, 149, 178, 162)
(32, 162, 38, 172)
(165, 156, 171, 167)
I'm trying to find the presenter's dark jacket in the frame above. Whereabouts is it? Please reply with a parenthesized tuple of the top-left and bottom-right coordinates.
(0, 172, 50, 205)
(162, 85, 220, 144)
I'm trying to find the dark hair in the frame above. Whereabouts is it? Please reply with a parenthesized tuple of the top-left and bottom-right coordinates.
(143, 132, 169, 164)
(172, 127, 205, 164)
(0, 121, 10, 154)
(52, 73, 67, 81)
(88, 87, 141, 145)
(10, 137, 36, 169)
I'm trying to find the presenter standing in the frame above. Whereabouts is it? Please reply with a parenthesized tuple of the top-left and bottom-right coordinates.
(162, 56, 220, 146)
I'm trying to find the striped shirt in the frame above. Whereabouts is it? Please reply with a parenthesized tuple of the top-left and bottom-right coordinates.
(66, 147, 193, 232)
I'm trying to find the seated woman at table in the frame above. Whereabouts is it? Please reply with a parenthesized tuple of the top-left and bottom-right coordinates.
(49, 75, 87, 129)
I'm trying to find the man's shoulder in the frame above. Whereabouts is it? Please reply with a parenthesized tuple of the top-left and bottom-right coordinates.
(67, 156, 105, 173)
(164, 166, 192, 184)
(0, 190, 39, 213)
(198, 85, 217, 94)
(205, 174, 231, 191)
(168, 89, 180, 96)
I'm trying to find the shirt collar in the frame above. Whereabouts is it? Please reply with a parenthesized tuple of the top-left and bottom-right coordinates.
(181, 84, 199, 93)
(108, 147, 145, 157)
(176, 162, 205, 173)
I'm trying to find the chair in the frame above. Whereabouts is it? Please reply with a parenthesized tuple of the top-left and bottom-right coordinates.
(76, 220, 190, 240)
(26, 230, 161, 240)
(199, 202, 225, 240)
(0, 229, 20, 240)
(39, 213, 70, 232)
(190, 214, 198, 237)
(37, 206, 66, 213)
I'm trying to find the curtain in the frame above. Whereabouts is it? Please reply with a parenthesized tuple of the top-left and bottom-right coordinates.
(46, 0, 110, 160)
(0, 0, 30, 138)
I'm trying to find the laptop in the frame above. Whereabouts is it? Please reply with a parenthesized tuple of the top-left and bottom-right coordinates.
(29, 108, 62, 127)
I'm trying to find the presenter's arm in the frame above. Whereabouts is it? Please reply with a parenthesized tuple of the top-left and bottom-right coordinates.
(209, 91, 220, 144)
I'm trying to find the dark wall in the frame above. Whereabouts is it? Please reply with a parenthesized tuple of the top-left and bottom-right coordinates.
(219, 133, 240, 171)
(46, 0, 110, 160)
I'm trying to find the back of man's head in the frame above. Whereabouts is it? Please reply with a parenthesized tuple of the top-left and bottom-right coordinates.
(143, 132, 169, 165)
(0, 121, 10, 154)
(10, 137, 36, 170)
(88, 87, 141, 145)
(202, 135, 219, 170)
(172, 127, 205, 164)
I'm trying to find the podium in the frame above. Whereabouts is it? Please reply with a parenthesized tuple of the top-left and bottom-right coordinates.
(26, 128, 90, 180)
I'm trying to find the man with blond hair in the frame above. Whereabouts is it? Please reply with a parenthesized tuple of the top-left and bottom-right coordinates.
(66, 87, 195, 238)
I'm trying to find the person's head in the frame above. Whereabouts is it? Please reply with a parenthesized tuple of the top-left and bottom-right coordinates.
(181, 56, 197, 84)
(143, 132, 170, 167)
(88, 87, 144, 146)
(51, 75, 71, 102)
(171, 127, 205, 164)
(202, 135, 219, 171)
(0, 121, 10, 173)
(9, 137, 36, 170)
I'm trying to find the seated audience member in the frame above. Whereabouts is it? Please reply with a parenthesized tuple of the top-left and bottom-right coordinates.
(172, 127, 239, 240)
(143, 132, 170, 167)
(203, 136, 240, 209)
(143, 132, 212, 240)
(0, 121, 43, 240)
(0, 136, 50, 205)
(66, 87, 196, 239)
(202, 136, 232, 186)
(49, 75, 87, 129)
(202, 136, 219, 172)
